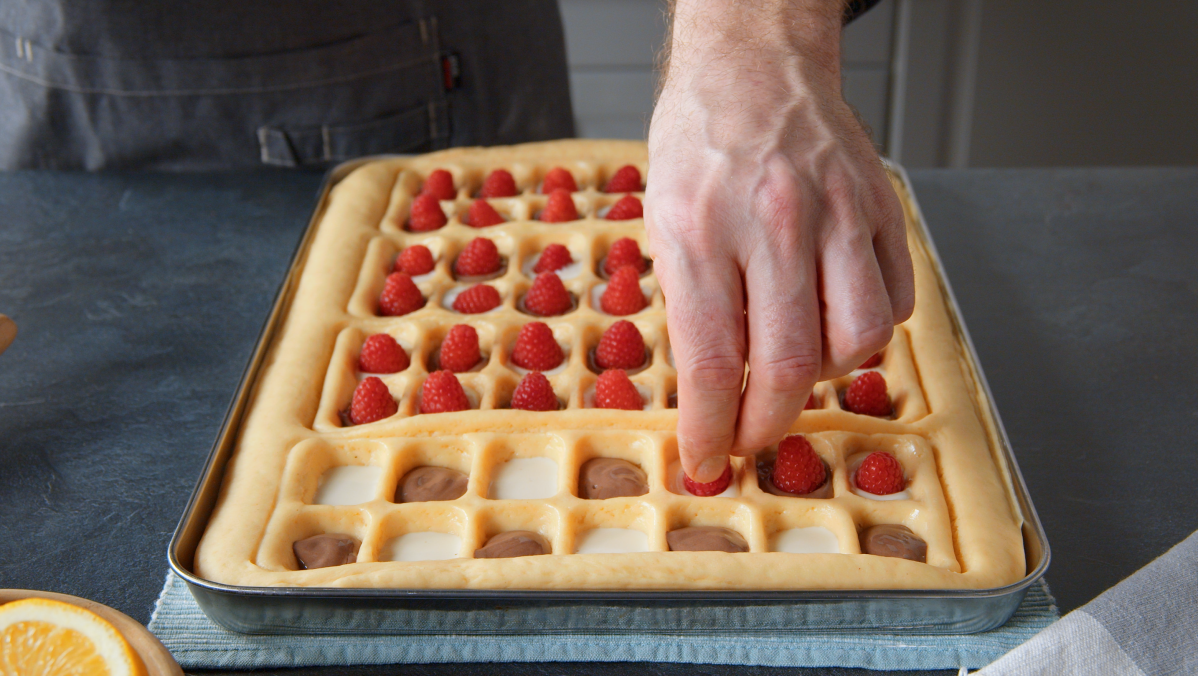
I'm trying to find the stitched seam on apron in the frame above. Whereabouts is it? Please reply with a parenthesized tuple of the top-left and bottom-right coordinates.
(0, 55, 437, 97)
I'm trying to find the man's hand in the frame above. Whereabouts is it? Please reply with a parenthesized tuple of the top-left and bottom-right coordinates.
(646, 0, 915, 482)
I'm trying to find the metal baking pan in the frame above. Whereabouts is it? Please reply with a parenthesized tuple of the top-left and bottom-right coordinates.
(167, 157, 1050, 635)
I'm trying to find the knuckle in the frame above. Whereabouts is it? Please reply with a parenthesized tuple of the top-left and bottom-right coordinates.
(757, 174, 803, 225)
(867, 182, 906, 236)
(822, 170, 858, 213)
(683, 351, 746, 394)
(832, 317, 894, 358)
(647, 197, 724, 260)
(891, 284, 916, 324)
(754, 349, 821, 393)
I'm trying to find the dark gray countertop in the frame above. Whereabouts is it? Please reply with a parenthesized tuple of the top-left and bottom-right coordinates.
(1, 167, 1196, 676)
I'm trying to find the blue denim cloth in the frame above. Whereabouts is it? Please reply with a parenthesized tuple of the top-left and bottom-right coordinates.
(147, 575, 1057, 670)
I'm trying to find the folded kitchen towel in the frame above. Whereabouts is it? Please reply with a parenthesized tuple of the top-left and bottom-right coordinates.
(980, 529, 1198, 676)
(147, 575, 1057, 671)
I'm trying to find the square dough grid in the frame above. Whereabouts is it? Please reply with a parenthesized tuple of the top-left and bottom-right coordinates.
(193, 140, 1025, 591)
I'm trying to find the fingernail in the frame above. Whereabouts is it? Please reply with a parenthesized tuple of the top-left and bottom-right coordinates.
(697, 456, 729, 483)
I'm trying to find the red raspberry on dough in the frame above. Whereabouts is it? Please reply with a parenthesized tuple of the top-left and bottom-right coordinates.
(539, 188, 578, 222)
(408, 194, 447, 231)
(533, 243, 573, 274)
(510, 372, 559, 411)
(378, 272, 425, 316)
(772, 435, 827, 495)
(452, 284, 501, 314)
(605, 195, 643, 220)
(467, 199, 505, 227)
(439, 324, 481, 373)
(455, 237, 502, 277)
(421, 169, 456, 200)
(523, 272, 573, 317)
(854, 451, 905, 495)
(593, 369, 643, 410)
(419, 370, 471, 414)
(859, 352, 883, 369)
(595, 320, 646, 370)
(510, 322, 564, 372)
(358, 334, 409, 374)
(395, 244, 435, 276)
(844, 371, 891, 417)
(684, 463, 733, 497)
(805, 394, 817, 410)
(350, 376, 397, 425)
(480, 169, 518, 198)
(604, 237, 648, 275)
(600, 265, 647, 315)
(605, 165, 642, 193)
(541, 167, 578, 193)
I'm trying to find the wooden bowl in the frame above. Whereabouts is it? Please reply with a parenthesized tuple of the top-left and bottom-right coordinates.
(0, 589, 182, 676)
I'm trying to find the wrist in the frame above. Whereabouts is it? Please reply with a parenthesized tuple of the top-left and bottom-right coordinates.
(665, 0, 843, 84)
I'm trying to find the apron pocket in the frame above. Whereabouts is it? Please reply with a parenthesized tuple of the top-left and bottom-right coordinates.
(258, 100, 450, 167)
(0, 17, 449, 169)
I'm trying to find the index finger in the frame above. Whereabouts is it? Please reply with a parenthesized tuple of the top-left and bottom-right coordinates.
(654, 247, 746, 483)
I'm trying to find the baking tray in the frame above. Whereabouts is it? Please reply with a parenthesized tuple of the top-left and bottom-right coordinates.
(167, 157, 1050, 635)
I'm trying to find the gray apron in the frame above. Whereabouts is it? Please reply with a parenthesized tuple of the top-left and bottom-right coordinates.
(0, 1, 575, 169)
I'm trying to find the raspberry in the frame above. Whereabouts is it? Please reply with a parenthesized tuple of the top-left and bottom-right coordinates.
(604, 237, 648, 275)
(455, 237, 502, 277)
(844, 371, 891, 416)
(510, 321, 564, 371)
(805, 394, 817, 410)
(421, 169, 456, 200)
(771, 435, 827, 495)
(523, 272, 573, 316)
(600, 265, 647, 315)
(510, 372, 559, 411)
(605, 165, 642, 193)
(358, 334, 410, 374)
(452, 284, 501, 314)
(533, 243, 573, 274)
(539, 188, 578, 222)
(605, 195, 643, 220)
(480, 169, 518, 198)
(395, 244, 435, 276)
(593, 369, 642, 410)
(541, 167, 578, 193)
(350, 376, 397, 425)
(407, 194, 447, 231)
(439, 324, 481, 373)
(859, 352, 883, 369)
(854, 451, 905, 495)
(684, 463, 733, 497)
(378, 272, 425, 316)
(595, 320, 645, 370)
(419, 370, 471, 414)
(467, 199, 505, 227)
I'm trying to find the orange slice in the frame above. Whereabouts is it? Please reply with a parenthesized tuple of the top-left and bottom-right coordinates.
(0, 597, 147, 676)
